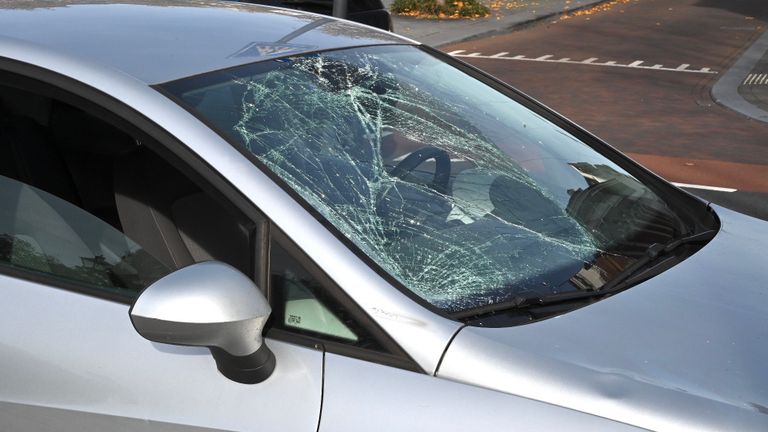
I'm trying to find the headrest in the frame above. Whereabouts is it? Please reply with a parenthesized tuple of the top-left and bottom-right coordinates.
(48, 102, 138, 156)
(0, 85, 52, 126)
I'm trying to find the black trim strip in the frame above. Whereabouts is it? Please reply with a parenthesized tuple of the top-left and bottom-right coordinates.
(433, 323, 466, 376)
(0, 263, 135, 304)
(268, 329, 421, 373)
(315, 349, 325, 432)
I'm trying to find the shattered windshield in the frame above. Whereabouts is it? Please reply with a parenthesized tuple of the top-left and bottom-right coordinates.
(164, 45, 688, 314)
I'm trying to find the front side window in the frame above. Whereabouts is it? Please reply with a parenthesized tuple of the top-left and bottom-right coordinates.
(164, 45, 705, 317)
(270, 239, 385, 350)
(0, 83, 254, 299)
(0, 174, 169, 296)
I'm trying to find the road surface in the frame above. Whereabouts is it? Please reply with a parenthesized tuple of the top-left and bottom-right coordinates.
(444, 0, 768, 220)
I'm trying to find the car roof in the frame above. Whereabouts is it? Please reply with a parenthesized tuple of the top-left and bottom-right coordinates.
(0, 0, 412, 84)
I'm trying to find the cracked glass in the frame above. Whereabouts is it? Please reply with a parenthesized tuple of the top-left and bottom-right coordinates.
(164, 45, 688, 314)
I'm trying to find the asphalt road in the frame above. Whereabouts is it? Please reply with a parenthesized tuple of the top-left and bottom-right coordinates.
(443, 0, 768, 220)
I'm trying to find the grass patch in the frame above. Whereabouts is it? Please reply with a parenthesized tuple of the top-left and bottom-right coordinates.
(391, 0, 490, 18)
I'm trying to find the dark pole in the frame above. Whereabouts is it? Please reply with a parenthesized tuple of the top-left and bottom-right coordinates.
(332, 0, 348, 18)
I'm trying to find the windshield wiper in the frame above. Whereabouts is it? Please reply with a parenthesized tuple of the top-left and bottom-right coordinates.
(597, 229, 717, 293)
(456, 229, 718, 320)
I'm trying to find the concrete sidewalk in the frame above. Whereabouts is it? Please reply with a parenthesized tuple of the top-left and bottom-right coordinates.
(712, 28, 768, 124)
(382, 0, 606, 47)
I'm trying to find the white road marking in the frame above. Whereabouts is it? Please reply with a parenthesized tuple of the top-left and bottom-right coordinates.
(742, 73, 768, 85)
(450, 52, 718, 74)
(672, 182, 738, 193)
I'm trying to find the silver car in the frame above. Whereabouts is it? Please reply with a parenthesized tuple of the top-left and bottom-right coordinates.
(0, 1, 766, 431)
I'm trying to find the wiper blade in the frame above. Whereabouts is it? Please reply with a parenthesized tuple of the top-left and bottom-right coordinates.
(598, 229, 717, 293)
(456, 229, 718, 320)
(454, 287, 605, 321)
(531, 229, 718, 305)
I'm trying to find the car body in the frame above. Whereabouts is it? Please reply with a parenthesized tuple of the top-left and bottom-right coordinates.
(0, 1, 766, 431)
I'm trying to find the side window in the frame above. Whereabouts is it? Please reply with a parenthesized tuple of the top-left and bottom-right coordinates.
(0, 174, 169, 296)
(269, 236, 386, 352)
(0, 83, 253, 298)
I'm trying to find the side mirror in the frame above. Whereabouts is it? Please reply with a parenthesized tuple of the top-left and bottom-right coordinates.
(130, 261, 275, 384)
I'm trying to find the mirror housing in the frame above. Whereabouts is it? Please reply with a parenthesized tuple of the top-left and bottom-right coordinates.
(130, 261, 275, 384)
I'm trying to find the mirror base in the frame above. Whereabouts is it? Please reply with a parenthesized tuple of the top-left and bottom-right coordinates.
(211, 344, 276, 384)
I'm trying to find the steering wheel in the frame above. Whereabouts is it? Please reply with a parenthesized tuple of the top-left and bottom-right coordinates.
(389, 146, 451, 194)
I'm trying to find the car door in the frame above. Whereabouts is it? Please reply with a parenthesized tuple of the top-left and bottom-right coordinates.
(0, 74, 324, 432)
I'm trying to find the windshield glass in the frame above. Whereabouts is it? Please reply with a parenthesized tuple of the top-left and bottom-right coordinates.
(163, 45, 690, 315)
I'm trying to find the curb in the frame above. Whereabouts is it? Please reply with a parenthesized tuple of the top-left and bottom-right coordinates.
(435, 0, 610, 47)
(389, 0, 609, 47)
(711, 28, 768, 124)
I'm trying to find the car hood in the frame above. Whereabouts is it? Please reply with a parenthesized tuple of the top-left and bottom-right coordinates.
(437, 205, 768, 431)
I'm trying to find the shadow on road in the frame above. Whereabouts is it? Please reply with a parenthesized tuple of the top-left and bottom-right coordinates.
(695, 0, 768, 22)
